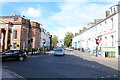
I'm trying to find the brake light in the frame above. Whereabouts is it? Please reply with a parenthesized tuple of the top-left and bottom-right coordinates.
(23, 52, 27, 56)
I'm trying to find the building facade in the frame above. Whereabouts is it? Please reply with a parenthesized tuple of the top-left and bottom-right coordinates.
(0, 15, 31, 51)
(72, 2, 120, 57)
(40, 28, 51, 50)
(0, 20, 13, 52)
(30, 21, 41, 49)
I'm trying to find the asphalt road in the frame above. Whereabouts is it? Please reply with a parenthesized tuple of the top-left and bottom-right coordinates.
(2, 51, 119, 79)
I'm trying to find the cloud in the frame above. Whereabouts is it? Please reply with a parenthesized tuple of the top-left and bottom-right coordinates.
(0, 0, 64, 2)
(20, 7, 42, 18)
(50, 26, 80, 40)
(1, 0, 119, 2)
(64, 0, 119, 2)
(51, 2, 115, 26)
(49, 1, 118, 39)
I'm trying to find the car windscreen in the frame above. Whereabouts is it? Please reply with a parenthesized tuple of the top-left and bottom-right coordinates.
(5, 51, 14, 54)
(56, 49, 63, 51)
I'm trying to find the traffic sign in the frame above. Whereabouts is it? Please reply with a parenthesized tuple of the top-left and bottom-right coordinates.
(42, 39, 46, 44)
(97, 40, 101, 43)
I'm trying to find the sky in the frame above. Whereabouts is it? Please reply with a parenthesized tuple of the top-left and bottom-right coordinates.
(0, 0, 119, 40)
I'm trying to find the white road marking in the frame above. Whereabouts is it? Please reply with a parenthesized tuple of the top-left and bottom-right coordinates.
(91, 66, 95, 67)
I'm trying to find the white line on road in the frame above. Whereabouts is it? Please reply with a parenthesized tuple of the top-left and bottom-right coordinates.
(91, 66, 95, 68)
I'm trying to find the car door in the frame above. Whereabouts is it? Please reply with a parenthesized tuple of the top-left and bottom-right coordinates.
(12, 50, 20, 59)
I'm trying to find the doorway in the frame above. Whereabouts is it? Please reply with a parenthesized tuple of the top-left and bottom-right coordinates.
(119, 46, 120, 55)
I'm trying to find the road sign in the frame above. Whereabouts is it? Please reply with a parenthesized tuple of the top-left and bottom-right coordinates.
(97, 40, 101, 43)
(42, 39, 46, 44)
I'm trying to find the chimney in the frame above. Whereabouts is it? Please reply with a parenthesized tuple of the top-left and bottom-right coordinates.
(106, 11, 110, 17)
(94, 19, 102, 24)
(75, 33, 79, 36)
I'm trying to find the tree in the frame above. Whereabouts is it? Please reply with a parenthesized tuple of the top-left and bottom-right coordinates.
(52, 35, 58, 46)
(64, 32, 74, 47)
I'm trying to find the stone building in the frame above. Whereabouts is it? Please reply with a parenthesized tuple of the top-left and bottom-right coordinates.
(0, 19, 13, 52)
(30, 21, 41, 49)
(0, 14, 31, 51)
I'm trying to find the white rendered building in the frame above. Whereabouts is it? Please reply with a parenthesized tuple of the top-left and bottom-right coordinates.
(40, 28, 50, 50)
(72, 2, 120, 57)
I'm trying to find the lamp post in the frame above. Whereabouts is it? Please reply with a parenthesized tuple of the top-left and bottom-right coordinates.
(42, 39, 46, 55)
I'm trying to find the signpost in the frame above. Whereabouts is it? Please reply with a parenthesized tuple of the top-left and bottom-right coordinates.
(42, 39, 46, 55)
(97, 40, 101, 43)
(95, 39, 101, 57)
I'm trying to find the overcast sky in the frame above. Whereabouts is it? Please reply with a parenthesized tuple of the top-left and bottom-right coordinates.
(0, 0, 119, 40)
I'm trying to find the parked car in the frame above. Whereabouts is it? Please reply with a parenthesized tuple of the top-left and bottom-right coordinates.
(1, 50, 27, 61)
(53, 46, 58, 51)
(64, 47, 69, 50)
(68, 48, 74, 51)
(54, 48, 65, 56)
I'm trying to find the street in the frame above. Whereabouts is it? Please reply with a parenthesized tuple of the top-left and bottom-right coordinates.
(2, 51, 119, 79)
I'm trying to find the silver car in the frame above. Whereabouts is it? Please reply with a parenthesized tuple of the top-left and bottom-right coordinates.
(54, 48, 65, 56)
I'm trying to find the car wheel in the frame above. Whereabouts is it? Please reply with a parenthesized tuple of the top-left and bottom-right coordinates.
(19, 56, 24, 61)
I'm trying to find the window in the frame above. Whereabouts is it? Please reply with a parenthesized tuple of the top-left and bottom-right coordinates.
(105, 37, 107, 47)
(110, 8, 112, 13)
(111, 35, 114, 47)
(111, 18, 114, 29)
(13, 30, 17, 39)
(14, 18, 18, 21)
(12, 43, 16, 49)
(105, 21, 107, 24)
(13, 51, 20, 54)
(5, 51, 14, 54)
(111, 18, 113, 22)
(114, 8, 115, 13)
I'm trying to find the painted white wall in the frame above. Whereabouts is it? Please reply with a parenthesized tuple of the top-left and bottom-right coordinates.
(72, 3, 120, 57)
(40, 31, 50, 50)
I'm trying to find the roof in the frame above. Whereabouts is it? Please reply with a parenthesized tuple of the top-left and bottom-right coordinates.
(74, 11, 118, 38)
(0, 16, 21, 18)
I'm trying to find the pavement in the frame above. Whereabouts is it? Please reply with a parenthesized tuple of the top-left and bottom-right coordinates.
(74, 50, 118, 61)
(0, 68, 25, 80)
(72, 50, 119, 70)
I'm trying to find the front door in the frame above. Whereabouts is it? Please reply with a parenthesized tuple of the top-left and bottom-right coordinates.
(118, 46, 120, 55)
